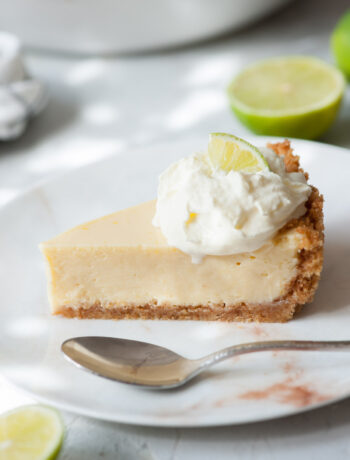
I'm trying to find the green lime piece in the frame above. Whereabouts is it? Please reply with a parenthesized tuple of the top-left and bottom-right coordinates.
(332, 10, 350, 79)
(208, 132, 269, 173)
(227, 56, 345, 139)
(0, 405, 64, 460)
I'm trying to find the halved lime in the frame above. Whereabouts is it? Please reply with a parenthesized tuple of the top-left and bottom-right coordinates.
(227, 56, 345, 139)
(208, 132, 269, 173)
(0, 405, 64, 460)
(332, 10, 350, 79)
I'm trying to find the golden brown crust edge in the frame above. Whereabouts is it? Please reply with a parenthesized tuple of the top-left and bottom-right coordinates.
(58, 301, 298, 322)
(268, 140, 324, 319)
(56, 141, 324, 323)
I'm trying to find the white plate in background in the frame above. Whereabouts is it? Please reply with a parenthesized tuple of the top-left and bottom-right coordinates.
(0, 0, 292, 54)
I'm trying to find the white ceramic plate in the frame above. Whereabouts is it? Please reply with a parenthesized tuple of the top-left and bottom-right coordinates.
(1, 137, 350, 427)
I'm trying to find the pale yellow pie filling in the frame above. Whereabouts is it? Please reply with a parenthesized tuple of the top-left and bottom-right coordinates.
(40, 200, 300, 313)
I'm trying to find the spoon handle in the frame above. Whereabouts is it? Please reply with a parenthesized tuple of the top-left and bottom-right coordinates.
(198, 340, 350, 370)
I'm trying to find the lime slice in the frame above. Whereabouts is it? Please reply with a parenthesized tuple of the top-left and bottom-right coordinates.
(227, 56, 345, 139)
(208, 132, 269, 173)
(332, 10, 350, 79)
(0, 405, 64, 460)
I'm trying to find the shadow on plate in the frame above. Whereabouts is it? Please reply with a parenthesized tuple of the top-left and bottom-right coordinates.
(298, 231, 350, 319)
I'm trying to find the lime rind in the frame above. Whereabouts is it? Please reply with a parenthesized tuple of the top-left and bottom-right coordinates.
(331, 10, 350, 79)
(0, 405, 64, 460)
(208, 132, 269, 173)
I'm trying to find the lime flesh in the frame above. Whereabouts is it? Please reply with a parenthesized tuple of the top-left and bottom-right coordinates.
(332, 10, 350, 79)
(228, 56, 345, 139)
(0, 405, 64, 460)
(208, 132, 268, 173)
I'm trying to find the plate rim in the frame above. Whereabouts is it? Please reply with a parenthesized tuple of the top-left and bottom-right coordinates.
(1, 134, 349, 214)
(3, 371, 350, 428)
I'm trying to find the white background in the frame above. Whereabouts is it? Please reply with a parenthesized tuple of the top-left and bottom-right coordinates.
(1, 0, 350, 458)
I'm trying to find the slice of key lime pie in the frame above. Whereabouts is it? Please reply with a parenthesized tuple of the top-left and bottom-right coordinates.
(40, 134, 324, 322)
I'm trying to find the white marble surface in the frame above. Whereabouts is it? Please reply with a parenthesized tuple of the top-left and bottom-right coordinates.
(1, 0, 350, 458)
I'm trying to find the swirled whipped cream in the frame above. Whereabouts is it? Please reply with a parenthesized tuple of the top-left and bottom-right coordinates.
(153, 147, 311, 263)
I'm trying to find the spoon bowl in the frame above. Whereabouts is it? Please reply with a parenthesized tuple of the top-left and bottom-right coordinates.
(62, 336, 200, 388)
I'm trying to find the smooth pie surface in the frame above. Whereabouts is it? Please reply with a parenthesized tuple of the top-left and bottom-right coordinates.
(40, 200, 301, 314)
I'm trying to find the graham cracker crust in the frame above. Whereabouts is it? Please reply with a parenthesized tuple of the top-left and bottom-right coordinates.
(56, 141, 324, 323)
(58, 301, 297, 322)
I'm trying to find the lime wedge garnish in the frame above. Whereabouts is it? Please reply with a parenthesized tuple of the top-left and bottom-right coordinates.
(227, 56, 345, 139)
(332, 10, 350, 79)
(208, 132, 269, 173)
(0, 405, 64, 460)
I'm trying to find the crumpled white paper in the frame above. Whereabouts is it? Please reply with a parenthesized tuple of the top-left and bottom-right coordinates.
(0, 31, 48, 140)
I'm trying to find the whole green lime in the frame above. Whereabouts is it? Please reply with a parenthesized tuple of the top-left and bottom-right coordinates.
(227, 56, 345, 140)
(332, 10, 350, 79)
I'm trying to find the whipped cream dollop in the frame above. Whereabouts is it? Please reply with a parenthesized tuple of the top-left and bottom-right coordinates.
(153, 147, 311, 263)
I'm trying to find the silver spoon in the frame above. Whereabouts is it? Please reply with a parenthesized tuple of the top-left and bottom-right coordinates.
(62, 337, 350, 390)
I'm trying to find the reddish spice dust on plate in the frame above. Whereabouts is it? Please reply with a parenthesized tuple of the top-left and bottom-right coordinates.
(239, 377, 330, 408)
